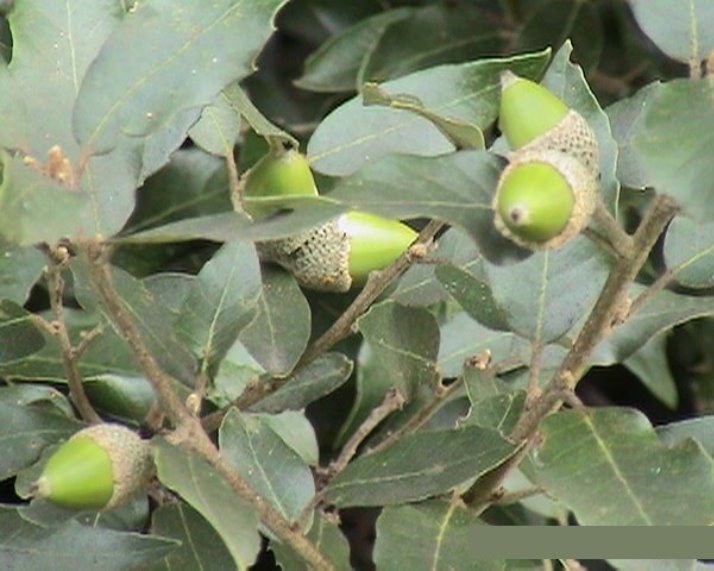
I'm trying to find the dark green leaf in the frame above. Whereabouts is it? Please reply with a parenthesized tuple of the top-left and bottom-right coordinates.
(249, 353, 353, 414)
(531, 408, 714, 524)
(308, 51, 550, 176)
(152, 438, 261, 569)
(0, 395, 81, 480)
(360, 3, 505, 84)
(295, 8, 413, 93)
(323, 425, 518, 507)
(0, 300, 45, 363)
(219, 410, 315, 522)
(83, 375, 155, 426)
(175, 241, 262, 374)
(357, 300, 440, 401)
(148, 503, 234, 571)
(374, 500, 505, 571)
(0, 505, 177, 571)
(239, 267, 310, 377)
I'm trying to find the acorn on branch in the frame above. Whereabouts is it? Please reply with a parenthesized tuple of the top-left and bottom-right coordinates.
(34, 424, 152, 510)
(257, 211, 417, 292)
(240, 145, 318, 220)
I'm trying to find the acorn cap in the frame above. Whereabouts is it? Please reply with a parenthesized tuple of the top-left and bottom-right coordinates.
(256, 212, 417, 292)
(493, 149, 597, 250)
(35, 424, 152, 510)
(241, 148, 319, 220)
(499, 71, 569, 150)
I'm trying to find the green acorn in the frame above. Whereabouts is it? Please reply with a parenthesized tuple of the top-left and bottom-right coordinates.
(499, 71, 599, 174)
(34, 424, 152, 510)
(241, 146, 319, 220)
(257, 211, 417, 292)
(493, 149, 597, 250)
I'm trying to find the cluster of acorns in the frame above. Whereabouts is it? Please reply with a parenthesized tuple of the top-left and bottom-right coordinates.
(33, 72, 600, 512)
(493, 71, 599, 250)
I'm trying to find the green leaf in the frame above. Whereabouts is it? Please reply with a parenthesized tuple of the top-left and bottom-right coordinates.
(175, 241, 262, 374)
(436, 263, 510, 332)
(118, 198, 346, 245)
(0, 246, 45, 305)
(514, 0, 603, 72)
(535, 41, 620, 214)
(663, 216, 714, 289)
(219, 409, 316, 522)
(0, 300, 45, 363)
(374, 500, 505, 571)
(657, 415, 714, 458)
(295, 8, 413, 93)
(484, 237, 610, 343)
(73, 0, 286, 154)
(606, 82, 661, 189)
(632, 79, 714, 221)
(125, 148, 231, 233)
(623, 332, 678, 408)
(359, 3, 506, 85)
(610, 560, 711, 571)
(437, 312, 517, 379)
(531, 408, 714, 524)
(392, 227, 482, 307)
(0, 1, 141, 237)
(0, 395, 81, 480)
(148, 503, 235, 571)
(0, 309, 140, 385)
(362, 83, 485, 150)
(0, 153, 93, 246)
(152, 438, 261, 570)
(592, 285, 714, 365)
(83, 375, 155, 426)
(239, 267, 310, 377)
(188, 83, 243, 157)
(357, 300, 440, 401)
(327, 151, 521, 263)
(248, 352, 353, 414)
(71, 260, 197, 385)
(462, 391, 526, 436)
(308, 51, 550, 176)
(0, 505, 177, 571)
(271, 511, 353, 571)
(322, 425, 518, 507)
(630, 0, 714, 62)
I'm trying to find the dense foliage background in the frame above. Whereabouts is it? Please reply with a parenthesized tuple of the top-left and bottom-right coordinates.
(1, 0, 714, 570)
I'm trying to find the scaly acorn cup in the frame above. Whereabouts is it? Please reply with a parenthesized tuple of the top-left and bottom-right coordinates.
(493, 149, 597, 250)
(499, 71, 599, 174)
(257, 211, 417, 292)
(34, 424, 152, 510)
(240, 146, 319, 220)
